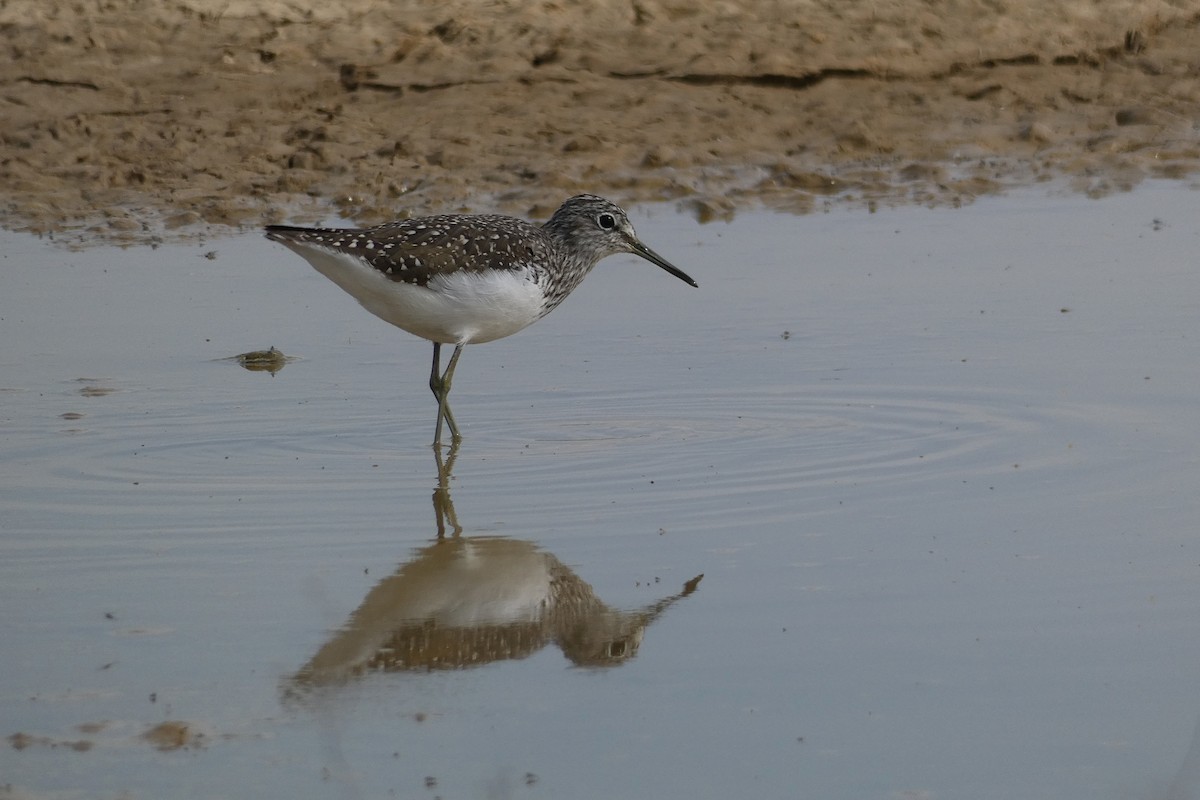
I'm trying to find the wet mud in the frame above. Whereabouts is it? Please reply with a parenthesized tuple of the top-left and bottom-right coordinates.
(2, 0, 1198, 243)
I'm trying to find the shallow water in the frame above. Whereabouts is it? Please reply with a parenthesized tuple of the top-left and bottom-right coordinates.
(3, 183, 1200, 800)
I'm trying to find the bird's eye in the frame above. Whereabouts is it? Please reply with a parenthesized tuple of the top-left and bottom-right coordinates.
(597, 213, 617, 230)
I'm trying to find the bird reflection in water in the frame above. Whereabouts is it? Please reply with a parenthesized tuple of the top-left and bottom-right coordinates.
(288, 443, 702, 691)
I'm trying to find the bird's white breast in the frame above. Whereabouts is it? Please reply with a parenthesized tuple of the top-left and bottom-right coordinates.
(286, 243, 546, 345)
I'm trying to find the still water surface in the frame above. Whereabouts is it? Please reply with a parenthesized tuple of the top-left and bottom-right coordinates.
(2, 183, 1199, 799)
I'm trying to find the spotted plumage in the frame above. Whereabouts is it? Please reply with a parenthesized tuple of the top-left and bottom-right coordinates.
(266, 214, 552, 289)
(265, 194, 697, 444)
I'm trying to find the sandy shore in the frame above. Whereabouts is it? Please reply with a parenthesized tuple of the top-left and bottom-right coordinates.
(2, 0, 1198, 243)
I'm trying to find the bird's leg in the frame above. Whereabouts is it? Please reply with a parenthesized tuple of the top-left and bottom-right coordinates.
(439, 344, 464, 441)
(430, 343, 450, 444)
(430, 342, 464, 445)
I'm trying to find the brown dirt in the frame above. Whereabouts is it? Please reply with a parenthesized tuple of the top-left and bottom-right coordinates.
(2, 0, 1198, 244)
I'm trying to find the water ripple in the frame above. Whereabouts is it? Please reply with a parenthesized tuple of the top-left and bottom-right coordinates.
(6, 380, 1136, 530)
(455, 382, 1123, 516)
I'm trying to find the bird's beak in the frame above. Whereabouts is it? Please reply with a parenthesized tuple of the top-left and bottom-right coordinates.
(630, 239, 698, 288)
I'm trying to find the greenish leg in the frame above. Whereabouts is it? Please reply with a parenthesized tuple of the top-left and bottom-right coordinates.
(430, 342, 464, 445)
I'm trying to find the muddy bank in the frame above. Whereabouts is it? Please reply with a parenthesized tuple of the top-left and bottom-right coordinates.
(1, 0, 1198, 244)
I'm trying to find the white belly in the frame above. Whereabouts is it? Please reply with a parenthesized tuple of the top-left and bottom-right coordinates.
(291, 245, 546, 345)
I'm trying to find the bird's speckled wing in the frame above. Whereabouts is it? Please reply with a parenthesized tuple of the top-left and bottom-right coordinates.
(265, 215, 552, 287)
